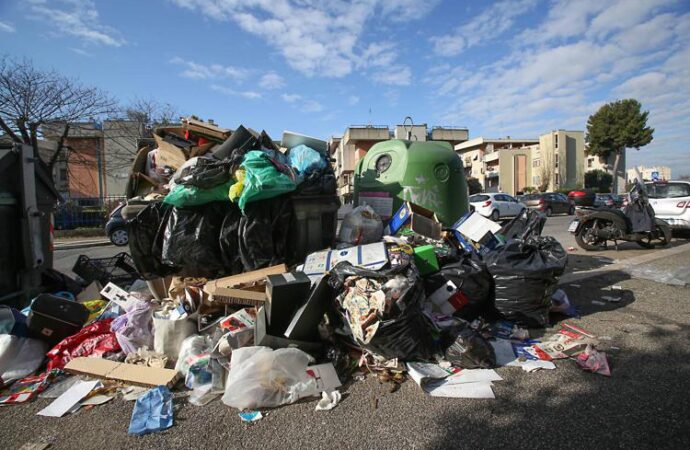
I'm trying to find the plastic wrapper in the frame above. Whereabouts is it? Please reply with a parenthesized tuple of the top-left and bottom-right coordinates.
(288, 145, 327, 179)
(238, 150, 297, 211)
(161, 202, 230, 278)
(228, 169, 245, 202)
(238, 193, 292, 271)
(499, 209, 546, 241)
(128, 202, 175, 280)
(110, 300, 154, 355)
(485, 237, 567, 328)
(424, 254, 494, 321)
(328, 262, 435, 361)
(46, 319, 120, 371)
(0, 335, 48, 386)
(221, 346, 317, 410)
(174, 156, 232, 189)
(338, 205, 384, 245)
(163, 179, 233, 208)
(441, 319, 496, 369)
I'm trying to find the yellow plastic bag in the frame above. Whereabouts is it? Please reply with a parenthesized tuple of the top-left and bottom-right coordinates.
(229, 169, 246, 202)
(81, 300, 109, 322)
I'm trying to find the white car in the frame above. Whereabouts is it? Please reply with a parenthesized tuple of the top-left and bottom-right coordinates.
(645, 181, 690, 229)
(469, 193, 526, 221)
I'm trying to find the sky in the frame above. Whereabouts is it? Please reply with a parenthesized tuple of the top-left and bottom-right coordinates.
(0, 0, 689, 175)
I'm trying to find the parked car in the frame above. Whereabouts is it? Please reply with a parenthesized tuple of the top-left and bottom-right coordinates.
(521, 192, 575, 216)
(567, 189, 596, 207)
(468, 193, 525, 221)
(644, 180, 690, 230)
(105, 203, 129, 246)
(594, 193, 616, 208)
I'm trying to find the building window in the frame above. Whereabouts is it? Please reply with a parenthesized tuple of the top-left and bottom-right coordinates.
(587, 158, 593, 168)
(554, 153, 559, 168)
(555, 173, 560, 186)
(532, 159, 541, 168)
(555, 134, 559, 148)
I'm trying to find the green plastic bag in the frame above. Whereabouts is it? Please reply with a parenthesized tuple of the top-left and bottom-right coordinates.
(163, 179, 233, 208)
(238, 151, 297, 210)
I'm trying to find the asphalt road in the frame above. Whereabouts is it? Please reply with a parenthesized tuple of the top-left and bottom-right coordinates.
(3, 250, 690, 449)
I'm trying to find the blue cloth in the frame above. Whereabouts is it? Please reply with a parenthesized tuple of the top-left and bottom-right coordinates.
(128, 386, 174, 435)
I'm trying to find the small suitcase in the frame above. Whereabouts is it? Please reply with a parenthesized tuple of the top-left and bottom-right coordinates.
(27, 294, 89, 344)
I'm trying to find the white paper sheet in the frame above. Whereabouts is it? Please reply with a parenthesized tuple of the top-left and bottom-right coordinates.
(427, 381, 495, 399)
(37, 380, 100, 417)
(445, 369, 502, 384)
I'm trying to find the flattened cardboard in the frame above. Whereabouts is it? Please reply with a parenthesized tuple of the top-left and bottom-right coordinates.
(204, 264, 287, 306)
(389, 202, 442, 239)
(154, 133, 188, 170)
(65, 357, 179, 388)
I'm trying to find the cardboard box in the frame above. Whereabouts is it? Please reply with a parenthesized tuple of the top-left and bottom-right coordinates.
(265, 272, 311, 334)
(451, 212, 501, 243)
(283, 276, 335, 341)
(204, 264, 287, 307)
(302, 242, 388, 279)
(154, 133, 188, 170)
(182, 117, 231, 141)
(389, 202, 442, 239)
(65, 357, 179, 388)
(413, 244, 440, 276)
(254, 307, 322, 356)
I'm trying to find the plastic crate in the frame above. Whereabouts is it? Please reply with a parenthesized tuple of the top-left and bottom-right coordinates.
(72, 252, 140, 289)
(287, 195, 340, 263)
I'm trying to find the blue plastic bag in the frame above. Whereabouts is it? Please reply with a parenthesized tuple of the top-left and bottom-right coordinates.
(288, 145, 327, 178)
(128, 386, 174, 435)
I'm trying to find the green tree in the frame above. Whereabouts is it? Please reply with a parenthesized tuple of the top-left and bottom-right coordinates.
(586, 99, 654, 194)
(467, 177, 482, 195)
(584, 169, 613, 193)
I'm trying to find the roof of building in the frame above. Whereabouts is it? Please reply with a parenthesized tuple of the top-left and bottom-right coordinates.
(455, 136, 538, 151)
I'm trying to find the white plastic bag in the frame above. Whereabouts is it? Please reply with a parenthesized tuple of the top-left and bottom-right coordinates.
(0, 335, 47, 385)
(153, 313, 196, 360)
(338, 205, 383, 245)
(221, 346, 318, 410)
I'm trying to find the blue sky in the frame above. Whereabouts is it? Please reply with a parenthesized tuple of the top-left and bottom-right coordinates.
(1, 0, 689, 175)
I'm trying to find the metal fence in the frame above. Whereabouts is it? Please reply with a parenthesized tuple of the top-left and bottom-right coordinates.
(54, 195, 126, 230)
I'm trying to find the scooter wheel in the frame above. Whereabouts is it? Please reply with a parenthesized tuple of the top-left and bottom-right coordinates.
(575, 220, 605, 251)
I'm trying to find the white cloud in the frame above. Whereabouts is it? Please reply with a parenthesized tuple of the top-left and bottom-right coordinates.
(258, 72, 285, 90)
(302, 99, 324, 113)
(280, 93, 324, 113)
(170, 57, 248, 80)
(372, 65, 412, 86)
(27, 0, 125, 46)
(430, 0, 539, 56)
(0, 21, 16, 33)
(281, 93, 301, 103)
(169, 0, 434, 83)
(427, 1, 690, 174)
(210, 84, 262, 100)
(70, 47, 92, 57)
(348, 95, 360, 106)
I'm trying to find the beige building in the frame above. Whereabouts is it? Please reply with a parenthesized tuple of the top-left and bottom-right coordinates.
(331, 124, 468, 202)
(455, 130, 585, 195)
(627, 165, 671, 182)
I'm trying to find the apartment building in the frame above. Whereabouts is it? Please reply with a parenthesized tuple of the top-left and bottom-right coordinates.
(627, 165, 672, 182)
(455, 130, 585, 195)
(332, 124, 468, 202)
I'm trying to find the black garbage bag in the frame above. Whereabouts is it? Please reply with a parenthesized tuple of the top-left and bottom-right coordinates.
(328, 262, 435, 361)
(218, 201, 244, 276)
(499, 209, 547, 241)
(440, 318, 496, 369)
(128, 202, 175, 280)
(175, 157, 233, 189)
(423, 254, 494, 321)
(238, 194, 293, 271)
(161, 202, 229, 278)
(484, 236, 567, 328)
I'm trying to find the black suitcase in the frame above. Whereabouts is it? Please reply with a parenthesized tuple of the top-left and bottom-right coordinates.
(27, 294, 90, 344)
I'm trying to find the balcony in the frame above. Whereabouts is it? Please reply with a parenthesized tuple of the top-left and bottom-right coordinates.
(431, 126, 469, 142)
(484, 151, 499, 163)
(344, 125, 390, 144)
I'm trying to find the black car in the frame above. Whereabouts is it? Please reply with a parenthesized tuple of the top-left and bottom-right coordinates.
(105, 203, 128, 246)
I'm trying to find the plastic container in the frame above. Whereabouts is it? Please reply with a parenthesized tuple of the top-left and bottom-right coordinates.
(353, 139, 468, 225)
(287, 195, 340, 263)
(72, 252, 140, 289)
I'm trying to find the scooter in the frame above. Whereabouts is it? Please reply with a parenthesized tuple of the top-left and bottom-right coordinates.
(569, 181, 671, 251)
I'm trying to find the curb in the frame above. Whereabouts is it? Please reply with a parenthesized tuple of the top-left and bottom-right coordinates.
(560, 241, 690, 285)
(54, 239, 112, 250)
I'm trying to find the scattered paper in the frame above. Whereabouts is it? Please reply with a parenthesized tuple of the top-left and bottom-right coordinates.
(518, 360, 556, 372)
(238, 411, 263, 422)
(611, 285, 622, 290)
(406, 362, 456, 387)
(80, 394, 114, 407)
(490, 339, 518, 366)
(446, 369, 502, 384)
(427, 381, 495, 399)
(37, 380, 100, 417)
(306, 363, 342, 392)
(315, 391, 342, 411)
(122, 386, 149, 401)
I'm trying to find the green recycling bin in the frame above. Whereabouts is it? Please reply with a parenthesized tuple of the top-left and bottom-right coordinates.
(353, 139, 468, 225)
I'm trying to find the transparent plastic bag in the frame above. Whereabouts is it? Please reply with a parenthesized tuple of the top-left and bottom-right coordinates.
(338, 205, 384, 245)
(221, 346, 317, 410)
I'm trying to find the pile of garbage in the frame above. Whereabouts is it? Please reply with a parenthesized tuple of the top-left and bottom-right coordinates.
(0, 120, 613, 434)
